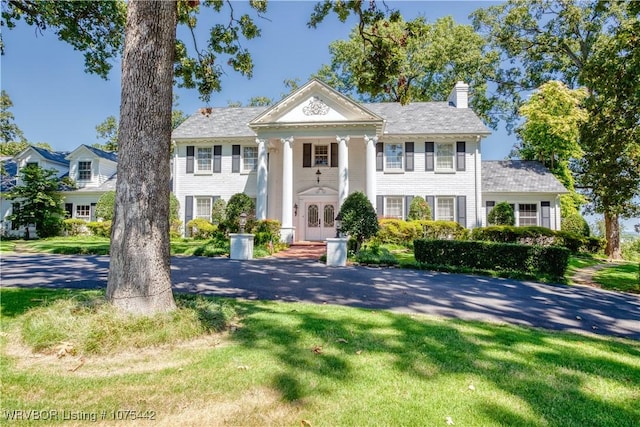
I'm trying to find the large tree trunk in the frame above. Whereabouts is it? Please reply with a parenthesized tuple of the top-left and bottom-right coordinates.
(604, 211, 622, 261)
(106, 1, 177, 314)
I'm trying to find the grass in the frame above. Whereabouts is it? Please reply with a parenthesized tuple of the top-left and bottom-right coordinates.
(2, 287, 639, 426)
(0, 238, 16, 253)
(593, 263, 640, 293)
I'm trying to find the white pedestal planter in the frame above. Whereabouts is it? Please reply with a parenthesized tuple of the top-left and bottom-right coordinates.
(230, 234, 254, 260)
(326, 237, 348, 266)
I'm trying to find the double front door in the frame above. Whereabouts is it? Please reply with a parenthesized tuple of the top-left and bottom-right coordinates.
(306, 202, 337, 241)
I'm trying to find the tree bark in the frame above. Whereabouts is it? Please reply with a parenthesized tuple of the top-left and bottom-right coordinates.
(604, 211, 622, 261)
(106, 1, 177, 314)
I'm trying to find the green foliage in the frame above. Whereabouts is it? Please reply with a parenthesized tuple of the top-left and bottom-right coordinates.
(561, 213, 590, 237)
(487, 202, 514, 226)
(224, 193, 255, 233)
(354, 245, 398, 266)
(94, 115, 118, 152)
(0, 90, 26, 143)
(621, 239, 640, 262)
(211, 197, 227, 225)
(338, 191, 379, 251)
(377, 219, 421, 245)
(414, 239, 570, 278)
(417, 220, 468, 240)
(86, 221, 112, 238)
(251, 219, 281, 246)
(407, 196, 431, 221)
(7, 165, 64, 238)
(63, 219, 88, 236)
(186, 218, 217, 240)
(95, 191, 116, 221)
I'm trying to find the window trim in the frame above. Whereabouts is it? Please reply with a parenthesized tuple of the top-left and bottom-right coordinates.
(194, 197, 212, 221)
(242, 145, 258, 173)
(435, 142, 455, 172)
(384, 142, 404, 172)
(435, 196, 455, 222)
(78, 160, 92, 181)
(195, 147, 213, 174)
(517, 203, 538, 226)
(384, 196, 404, 219)
(314, 144, 329, 167)
(75, 204, 91, 220)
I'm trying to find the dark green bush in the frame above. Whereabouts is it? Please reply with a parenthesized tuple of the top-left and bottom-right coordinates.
(487, 202, 515, 226)
(86, 221, 112, 238)
(224, 193, 255, 233)
(63, 219, 88, 236)
(414, 239, 569, 278)
(252, 219, 281, 246)
(561, 213, 590, 237)
(339, 191, 379, 251)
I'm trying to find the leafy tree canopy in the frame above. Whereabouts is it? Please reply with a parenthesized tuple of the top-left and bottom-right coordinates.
(0, 90, 26, 143)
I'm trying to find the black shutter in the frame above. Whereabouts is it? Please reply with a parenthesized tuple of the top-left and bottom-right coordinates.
(303, 143, 312, 168)
(330, 143, 338, 167)
(184, 196, 193, 236)
(186, 146, 194, 173)
(405, 195, 414, 220)
(376, 195, 384, 218)
(376, 142, 384, 171)
(405, 142, 414, 171)
(213, 145, 222, 173)
(456, 196, 466, 227)
(456, 141, 466, 171)
(232, 145, 241, 173)
(425, 142, 434, 171)
(425, 195, 435, 219)
(485, 201, 495, 225)
(64, 203, 73, 218)
(541, 201, 551, 228)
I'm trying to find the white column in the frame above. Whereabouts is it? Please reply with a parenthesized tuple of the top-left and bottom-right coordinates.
(337, 135, 350, 208)
(256, 138, 268, 220)
(280, 137, 294, 243)
(364, 135, 378, 211)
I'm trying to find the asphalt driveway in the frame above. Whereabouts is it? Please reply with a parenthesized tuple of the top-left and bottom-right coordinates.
(1, 253, 639, 340)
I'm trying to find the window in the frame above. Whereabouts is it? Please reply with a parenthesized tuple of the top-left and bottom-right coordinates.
(436, 143, 454, 171)
(314, 145, 328, 166)
(385, 143, 403, 170)
(519, 203, 538, 226)
(385, 197, 404, 219)
(26, 162, 39, 168)
(75, 205, 91, 220)
(195, 197, 211, 220)
(78, 161, 92, 181)
(437, 197, 455, 221)
(196, 147, 212, 172)
(243, 146, 258, 172)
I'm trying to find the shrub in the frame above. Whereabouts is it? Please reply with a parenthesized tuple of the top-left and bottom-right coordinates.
(187, 218, 217, 239)
(211, 198, 227, 225)
(224, 193, 255, 233)
(585, 237, 606, 254)
(354, 246, 398, 266)
(86, 221, 112, 238)
(339, 191, 380, 252)
(414, 239, 569, 278)
(170, 219, 182, 239)
(415, 220, 468, 240)
(472, 226, 555, 246)
(377, 219, 421, 245)
(561, 213, 590, 237)
(252, 219, 281, 246)
(407, 196, 432, 220)
(621, 238, 640, 262)
(95, 191, 116, 221)
(487, 202, 515, 226)
(63, 219, 88, 236)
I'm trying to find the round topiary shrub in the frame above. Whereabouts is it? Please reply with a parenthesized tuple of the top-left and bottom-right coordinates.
(561, 213, 590, 237)
(338, 191, 379, 252)
(488, 202, 515, 226)
(224, 193, 255, 233)
(407, 196, 432, 220)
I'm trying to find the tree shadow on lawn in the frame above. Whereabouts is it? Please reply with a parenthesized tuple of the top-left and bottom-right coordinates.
(230, 300, 640, 426)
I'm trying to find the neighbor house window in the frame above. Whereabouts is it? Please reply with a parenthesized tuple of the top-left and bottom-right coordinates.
(196, 147, 212, 172)
(436, 143, 454, 171)
(518, 203, 538, 226)
(75, 205, 91, 220)
(314, 145, 329, 166)
(437, 197, 455, 221)
(26, 162, 39, 168)
(385, 143, 403, 170)
(242, 146, 258, 172)
(385, 197, 404, 219)
(78, 161, 92, 181)
(195, 197, 211, 220)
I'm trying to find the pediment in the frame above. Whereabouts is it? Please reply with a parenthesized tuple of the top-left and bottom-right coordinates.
(297, 186, 338, 197)
(250, 79, 383, 128)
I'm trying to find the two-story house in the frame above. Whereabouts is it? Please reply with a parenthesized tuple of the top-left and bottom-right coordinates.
(172, 79, 567, 242)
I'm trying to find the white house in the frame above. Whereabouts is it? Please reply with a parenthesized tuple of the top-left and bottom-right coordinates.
(172, 79, 568, 242)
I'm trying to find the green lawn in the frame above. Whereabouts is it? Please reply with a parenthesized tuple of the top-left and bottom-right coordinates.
(1, 288, 639, 426)
(593, 263, 640, 293)
(0, 239, 16, 253)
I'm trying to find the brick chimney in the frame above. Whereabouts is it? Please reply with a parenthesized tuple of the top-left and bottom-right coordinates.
(448, 81, 469, 108)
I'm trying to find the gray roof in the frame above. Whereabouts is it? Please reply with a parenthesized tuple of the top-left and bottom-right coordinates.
(79, 144, 118, 162)
(30, 146, 70, 165)
(482, 161, 569, 194)
(172, 102, 489, 139)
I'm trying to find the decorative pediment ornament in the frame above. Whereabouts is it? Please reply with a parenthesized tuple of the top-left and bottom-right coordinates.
(302, 96, 330, 116)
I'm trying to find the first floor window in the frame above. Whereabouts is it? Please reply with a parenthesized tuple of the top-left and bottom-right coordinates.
(314, 145, 329, 166)
(78, 161, 92, 181)
(195, 197, 211, 220)
(385, 143, 403, 170)
(385, 197, 404, 219)
(75, 205, 90, 220)
(518, 203, 538, 226)
(196, 147, 212, 172)
(436, 143, 454, 171)
(437, 197, 455, 221)
(243, 146, 258, 172)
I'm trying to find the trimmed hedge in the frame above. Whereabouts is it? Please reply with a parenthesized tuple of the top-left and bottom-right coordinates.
(86, 221, 112, 238)
(377, 219, 468, 245)
(414, 239, 570, 278)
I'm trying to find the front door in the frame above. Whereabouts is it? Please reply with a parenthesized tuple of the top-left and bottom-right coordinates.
(305, 202, 337, 241)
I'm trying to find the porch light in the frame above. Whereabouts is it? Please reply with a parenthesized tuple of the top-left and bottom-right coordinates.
(239, 212, 247, 234)
(335, 211, 343, 238)
(316, 168, 322, 184)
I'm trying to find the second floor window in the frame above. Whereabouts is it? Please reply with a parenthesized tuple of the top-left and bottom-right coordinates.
(78, 161, 92, 181)
(436, 143, 454, 171)
(243, 146, 257, 172)
(385, 143, 403, 170)
(197, 147, 212, 172)
(314, 145, 328, 166)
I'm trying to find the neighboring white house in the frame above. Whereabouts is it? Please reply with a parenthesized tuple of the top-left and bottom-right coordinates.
(171, 79, 568, 242)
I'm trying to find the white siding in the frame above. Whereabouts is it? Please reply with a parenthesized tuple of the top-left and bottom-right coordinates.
(481, 193, 562, 230)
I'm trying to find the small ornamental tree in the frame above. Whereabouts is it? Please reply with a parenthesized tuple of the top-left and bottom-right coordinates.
(211, 198, 227, 225)
(338, 191, 379, 252)
(7, 164, 64, 238)
(488, 202, 515, 226)
(225, 193, 255, 233)
(407, 196, 432, 220)
(96, 191, 116, 221)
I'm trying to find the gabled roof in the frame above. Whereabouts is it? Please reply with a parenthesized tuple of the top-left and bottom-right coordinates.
(16, 145, 70, 165)
(482, 161, 569, 194)
(66, 144, 118, 163)
(172, 106, 266, 139)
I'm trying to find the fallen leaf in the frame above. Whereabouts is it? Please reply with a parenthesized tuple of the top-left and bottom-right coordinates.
(336, 338, 348, 344)
(312, 345, 323, 355)
(68, 356, 86, 372)
(445, 416, 454, 425)
(355, 350, 362, 355)
(237, 365, 250, 370)
(468, 383, 476, 391)
(301, 420, 312, 427)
